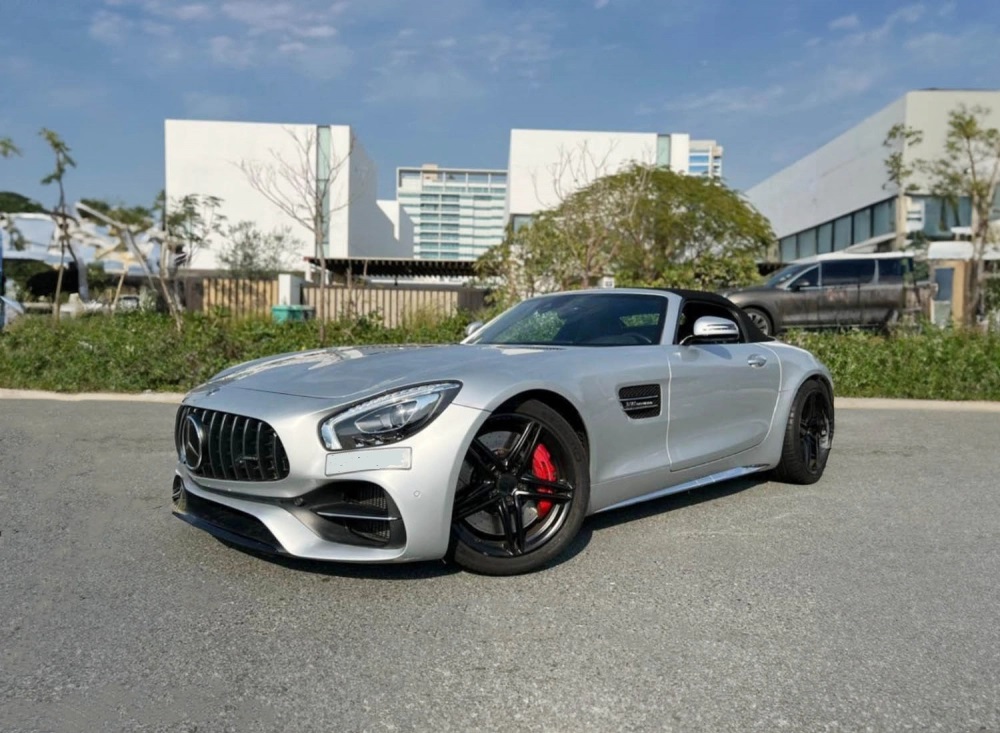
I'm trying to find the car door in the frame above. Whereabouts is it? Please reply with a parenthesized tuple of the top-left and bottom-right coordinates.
(863, 257, 909, 325)
(666, 307, 781, 473)
(817, 259, 872, 327)
(779, 265, 820, 328)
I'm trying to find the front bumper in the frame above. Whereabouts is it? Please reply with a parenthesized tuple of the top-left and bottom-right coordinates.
(171, 400, 487, 563)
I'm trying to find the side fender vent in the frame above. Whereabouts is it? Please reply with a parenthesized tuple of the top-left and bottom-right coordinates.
(618, 384, 661, 419)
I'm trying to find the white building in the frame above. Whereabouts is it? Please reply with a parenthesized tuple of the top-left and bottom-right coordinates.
(396, 164, 507, 261)
(746, 89, 1000, 262)
(506, 128, 723, 229)
(164, 120, 413, 271)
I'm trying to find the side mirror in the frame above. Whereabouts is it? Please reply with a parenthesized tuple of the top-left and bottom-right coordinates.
(788, 281, 803, 292)
(683, 316, 740, 345)
(464, 321, 484, 338)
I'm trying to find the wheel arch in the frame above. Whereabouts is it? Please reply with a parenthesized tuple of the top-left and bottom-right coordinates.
(493, 389, 590, 459)
(741, 303, 777, 332)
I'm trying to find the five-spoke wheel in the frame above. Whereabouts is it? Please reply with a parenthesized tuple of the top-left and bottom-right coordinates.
(449, 400, 589, 575)
(772, 381, 834, 484)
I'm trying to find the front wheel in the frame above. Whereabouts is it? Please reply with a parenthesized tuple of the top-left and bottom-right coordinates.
(772, 381, 834, 484)
(449, 400, 589, 575)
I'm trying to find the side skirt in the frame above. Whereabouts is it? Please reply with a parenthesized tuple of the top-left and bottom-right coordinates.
(595, 465, 770, 514)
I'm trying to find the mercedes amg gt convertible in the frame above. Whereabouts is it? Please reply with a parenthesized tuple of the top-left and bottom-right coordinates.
(172, 289, 834, 575)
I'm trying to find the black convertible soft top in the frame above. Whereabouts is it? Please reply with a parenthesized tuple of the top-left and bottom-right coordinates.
(656, 288, 775, 344)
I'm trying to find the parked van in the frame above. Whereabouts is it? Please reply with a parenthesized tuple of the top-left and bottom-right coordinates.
(723, 252, 915, 336)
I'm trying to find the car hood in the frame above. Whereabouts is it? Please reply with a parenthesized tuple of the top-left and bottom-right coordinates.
(195, 343, 563, 402)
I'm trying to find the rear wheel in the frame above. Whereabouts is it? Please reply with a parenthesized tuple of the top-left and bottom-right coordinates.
(744, 307, 773, 336)
(772, 381, 834, 484)
(449, 400, 589, 575)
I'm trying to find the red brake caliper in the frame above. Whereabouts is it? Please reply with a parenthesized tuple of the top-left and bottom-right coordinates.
(531, 444, 557, 518)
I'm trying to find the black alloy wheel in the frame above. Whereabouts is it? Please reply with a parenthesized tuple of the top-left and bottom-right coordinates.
(449, 400, 589, 575)
(772, 381, 834, 484)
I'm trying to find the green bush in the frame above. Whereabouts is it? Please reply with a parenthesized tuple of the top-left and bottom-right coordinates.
(2, 313, 998, 400)
(784, 327, 1000, 401)
(0, 310, 469, 393)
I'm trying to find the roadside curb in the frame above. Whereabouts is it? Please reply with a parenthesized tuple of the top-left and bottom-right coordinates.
(835, 397, 1000, 412)
(0, 388, 185, 404)
(1, 388, 998, 412)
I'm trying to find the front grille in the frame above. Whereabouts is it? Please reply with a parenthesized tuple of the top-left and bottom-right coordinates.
(618, 384, 661, 419)
(175, 406, 290, 481)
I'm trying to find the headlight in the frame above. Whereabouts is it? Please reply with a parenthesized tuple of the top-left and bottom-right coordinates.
(320, 382, 462, 450)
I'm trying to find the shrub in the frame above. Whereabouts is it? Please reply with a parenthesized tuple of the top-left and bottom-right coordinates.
(2, 313, 998, 400)
(0, 310, 472, 393)
(784, 327, 1000, 401)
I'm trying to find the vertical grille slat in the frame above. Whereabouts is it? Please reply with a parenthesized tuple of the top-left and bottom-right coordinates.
(174, 407, 289, 482)
(254, 422, 266, 481)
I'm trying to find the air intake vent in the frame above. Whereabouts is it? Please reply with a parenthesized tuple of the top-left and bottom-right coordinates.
(174, 406, 290, 481)
(618, 384, 661, 419)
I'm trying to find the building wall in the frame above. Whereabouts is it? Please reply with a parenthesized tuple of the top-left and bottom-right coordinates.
(505, 129, 721, 226)
(745, 96, 907, 241)
(165, 119, 406, 269)
(746, 90, 1000, 262)
(397, 165, 507, 260)
(165, 120, 322, 269)
(507, 129, 659, 219)
(376, 200, 415, 255)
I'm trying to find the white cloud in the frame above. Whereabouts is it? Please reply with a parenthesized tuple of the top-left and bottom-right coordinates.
(665, 84, 786, 114)
(89, 10, 131, 45)
(828, 14, 859, 31)
(594, 0, 610, 9)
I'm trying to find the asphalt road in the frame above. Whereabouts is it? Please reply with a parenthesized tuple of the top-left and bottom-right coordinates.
(1, 399, 999, 733)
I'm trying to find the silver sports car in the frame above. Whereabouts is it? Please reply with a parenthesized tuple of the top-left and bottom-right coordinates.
(172, 288, 834, 575)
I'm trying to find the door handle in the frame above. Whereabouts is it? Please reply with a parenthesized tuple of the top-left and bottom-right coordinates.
(747, 354, 768, 368)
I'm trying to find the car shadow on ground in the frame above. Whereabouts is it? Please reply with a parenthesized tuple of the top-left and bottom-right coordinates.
(555, 475, 770, 567)
(215, 475, 769, 579)
(217, 538, 460, 580)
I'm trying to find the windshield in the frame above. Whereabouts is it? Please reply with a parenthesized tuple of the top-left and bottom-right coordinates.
(763, 263, 810, 288)
(468, 293, 668, 346)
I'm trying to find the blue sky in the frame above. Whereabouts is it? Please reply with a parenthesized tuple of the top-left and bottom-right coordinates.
(1, 0, 998, 209)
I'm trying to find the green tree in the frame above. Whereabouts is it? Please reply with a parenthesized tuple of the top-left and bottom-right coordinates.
(0, 137, 19, 158)
(0, 191, 46, 214)
(481, 165, 771, 302)
(164, 193, 225, 269)
(218, 221, 300, 279)
(885, 105, 1000, 325)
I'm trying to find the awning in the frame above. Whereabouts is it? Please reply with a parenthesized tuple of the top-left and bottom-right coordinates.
(303, 257, 478, 279)
(926, 241, 1000, 261)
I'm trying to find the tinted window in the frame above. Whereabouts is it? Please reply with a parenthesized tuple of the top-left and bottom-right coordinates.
(877, 258, 910, 284)
(822, 259, 875, 286)
(789, 266, 819, 288)
(471, 293, 668, 347)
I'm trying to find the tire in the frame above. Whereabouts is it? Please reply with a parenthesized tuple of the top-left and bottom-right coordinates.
(744, 307, 774, 337)
(771, 381, 834, 485)
(449, 400, 589, 575)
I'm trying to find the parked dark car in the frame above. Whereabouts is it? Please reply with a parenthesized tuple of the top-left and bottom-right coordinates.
(723, 253, 915, 336)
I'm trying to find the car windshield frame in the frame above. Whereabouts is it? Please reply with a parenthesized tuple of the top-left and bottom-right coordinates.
(763, 263, 811, 288)
(467, 292, 669, 347)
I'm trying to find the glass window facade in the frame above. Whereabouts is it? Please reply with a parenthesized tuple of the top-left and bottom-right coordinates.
(397, 167, 507, 260)
(778, 198, 901, 262)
